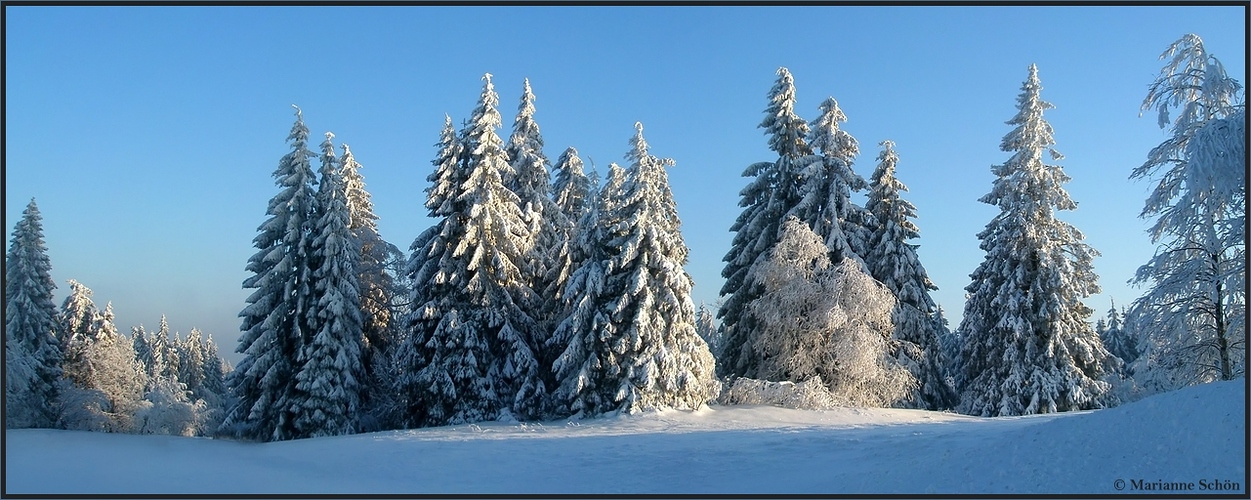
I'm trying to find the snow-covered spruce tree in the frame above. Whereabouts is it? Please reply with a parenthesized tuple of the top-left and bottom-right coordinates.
(290, 134, 366, 439)
(149, 316, 181, 384)
(399, 74, 543, 426)
(1127, 34, 1245, 391)
(957, 65, 1114, 417)
(338, 143, 404, 431)
(223, 105, 320, 441)
(864, 140, 957, 410)
(5, 199, 63, 428)
(748, 216, 914, 406)
(694, 303, 721, 360)
(392, 115, 463, 429)
(548, 173, 616, 418)
(504, 78, 566, 385)
(177, 328, 207, 404)
(720, 67, 813, 379)
(1099, 300, 1138, 372)
(545, 147, 593, 353)
(552, 147, 593, 230)
(798, 96, 873, 265)
(200, 333, 231, 419)
(554, 123, 719, 415)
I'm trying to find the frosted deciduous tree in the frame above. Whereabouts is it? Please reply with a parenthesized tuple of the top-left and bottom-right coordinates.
(57, 296, 147, 433)
(223, 105, 320, 441)
(720, 67, 813, 379)
(748, 217, 914, 407)
(1127, 34, 1245, 391)
(957, 65, 1114, 417)
(5, 199, 63, 428)
(864, 140, 957, 410)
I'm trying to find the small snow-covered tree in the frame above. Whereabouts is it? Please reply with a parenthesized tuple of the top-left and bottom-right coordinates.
(747, 217, 914, 407)
(199, 333, 230, 427)
(1127, 34, 1245, 391)
(59, 280, 102, 388)
(720, 67, 813, 379)
(134, 375, 207, 437)
(864, 140, 957, 410)
(957, 65, 1114, 417)
(149, 316, 181, 384)
(694, 303, 721, 360)
(5, 199, 63, 428)
(177, 328, 207, 403)
(290, 134, 365, 439)
(1099, 300, 1138, 373)
(223, 105, 320, 441)
(552, 147, 593, 229)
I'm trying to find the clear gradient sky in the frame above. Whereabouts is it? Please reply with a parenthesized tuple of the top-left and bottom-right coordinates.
(6, 6, 1246, 364)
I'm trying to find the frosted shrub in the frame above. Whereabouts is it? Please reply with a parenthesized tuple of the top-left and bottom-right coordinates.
(747, 217, 915, 407)
(136, 378, 207, 437)
(718, 377, 841, 410)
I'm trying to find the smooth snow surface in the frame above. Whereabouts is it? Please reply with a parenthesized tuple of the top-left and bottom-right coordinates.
(6, 379, 1244, 495)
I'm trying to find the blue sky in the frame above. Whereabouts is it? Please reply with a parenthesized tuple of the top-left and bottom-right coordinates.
(6, 6, 1245, 364)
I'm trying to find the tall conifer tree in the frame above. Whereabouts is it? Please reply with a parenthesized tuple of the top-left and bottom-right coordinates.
(5, 199, 62, 428)
(865, 141, 957, 410)
(224, 105, 320, 441)
(719, 67, 813, 378)
(957, 65, 1113, 416)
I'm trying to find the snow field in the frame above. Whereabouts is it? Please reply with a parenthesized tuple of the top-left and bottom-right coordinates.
(6, 379, 1243, 494)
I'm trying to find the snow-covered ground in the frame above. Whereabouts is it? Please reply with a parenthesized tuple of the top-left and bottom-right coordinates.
(6, 379, 1244, 495)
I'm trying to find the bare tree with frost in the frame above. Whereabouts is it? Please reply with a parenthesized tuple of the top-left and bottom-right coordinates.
(1127, 34, 1245, 392)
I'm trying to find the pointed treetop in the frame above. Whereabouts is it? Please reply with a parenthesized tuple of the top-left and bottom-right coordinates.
(627, 121, 650, 164)
(761, 67, 811, 158)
